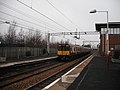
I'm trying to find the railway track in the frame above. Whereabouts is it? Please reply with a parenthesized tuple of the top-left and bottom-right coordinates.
(0, 53, 91, 90)
(0, 58, 62, 89)
(27, 54, 91, 90)
(0, 60, 59, 81)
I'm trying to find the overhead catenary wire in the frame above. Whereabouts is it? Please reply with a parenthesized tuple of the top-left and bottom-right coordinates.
(0, 13, 68, 41)
(0, 18, 63, 36)
(0, 1, 83, 43)
(0, 19, 47, 34)
(0, 10, 46, 28)
(0, 19, 74, 44)
(17, 0, 71, 31)
(17, 0, 76, 42)
(0, 0, 75, 42)
(0, 1, 64, 32)
(0, 17, 40, 31)
(0, 20, 35, 31)
(46, 0, 83, 30)
(46, 0, 84, 41)
(0, 10, 61, 32)
(0, 2, 76, 44)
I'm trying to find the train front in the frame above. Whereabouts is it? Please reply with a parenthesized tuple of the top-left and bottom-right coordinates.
(57, 44, 71, 61)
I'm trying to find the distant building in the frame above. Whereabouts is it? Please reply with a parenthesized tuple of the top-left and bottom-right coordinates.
(95, 22, 120, 56)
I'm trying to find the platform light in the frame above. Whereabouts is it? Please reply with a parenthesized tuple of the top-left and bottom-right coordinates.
(90, 9, 109, 55)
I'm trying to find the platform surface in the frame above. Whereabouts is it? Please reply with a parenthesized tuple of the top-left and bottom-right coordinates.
(0, 56, 57, 68)
(67, 56, 120, 90)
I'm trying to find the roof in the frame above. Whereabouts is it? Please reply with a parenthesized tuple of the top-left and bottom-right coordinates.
(95, 22, 120, 32)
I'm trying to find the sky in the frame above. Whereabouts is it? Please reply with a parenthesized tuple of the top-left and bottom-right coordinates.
(0, 0, 120, 47)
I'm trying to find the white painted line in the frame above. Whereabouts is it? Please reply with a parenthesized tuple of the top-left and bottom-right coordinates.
(42, 55, 94, 90)
(76, 67, 89, 90)
(0, 56, 57, 68)
(62, 55, 93, 77)
(42, 78, 60, 90)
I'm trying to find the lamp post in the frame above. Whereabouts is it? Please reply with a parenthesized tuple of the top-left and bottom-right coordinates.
(90, 9, 109, 55)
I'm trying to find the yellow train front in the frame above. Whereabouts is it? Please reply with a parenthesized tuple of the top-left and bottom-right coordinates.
(57, 44, 71, 60)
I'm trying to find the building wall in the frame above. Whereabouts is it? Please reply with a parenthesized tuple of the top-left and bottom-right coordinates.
(109, 34, 120, 50)
(100, 34, 120, 56)
(96, 23, 120, 56)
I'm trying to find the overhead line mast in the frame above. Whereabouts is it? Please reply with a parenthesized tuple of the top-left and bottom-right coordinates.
(47, 31, 99, 53)
(50, 31, 99, 36)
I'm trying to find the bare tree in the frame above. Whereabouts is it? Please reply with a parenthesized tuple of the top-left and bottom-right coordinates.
(0, 33, 4, 46)
(24, 29, 42, 47)
(25, 29, 33, 47)
(4, 21, 17, 46)
(34, 30, 42, 47)
(17, 28, 25, 46)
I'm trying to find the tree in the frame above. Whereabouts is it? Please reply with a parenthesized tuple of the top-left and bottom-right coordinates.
(17, 28, 25, 46)
(0, 33, 4, 46)
(24, 29, 43, 47)
(4, 21, 17, 46)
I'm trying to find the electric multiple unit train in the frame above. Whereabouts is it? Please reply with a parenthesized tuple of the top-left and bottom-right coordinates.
(57, 43, 90, 61)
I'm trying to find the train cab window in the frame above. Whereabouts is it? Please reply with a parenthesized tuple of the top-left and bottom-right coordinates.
(58, 45, 62, 50)
(65, 44, 70, 51)
(58, 44, 70, 51)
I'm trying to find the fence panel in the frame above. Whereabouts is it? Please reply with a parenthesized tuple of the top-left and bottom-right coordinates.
(0, 47, 56, 60)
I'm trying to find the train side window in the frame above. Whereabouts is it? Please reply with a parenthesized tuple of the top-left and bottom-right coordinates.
(74, 48, 75, 51)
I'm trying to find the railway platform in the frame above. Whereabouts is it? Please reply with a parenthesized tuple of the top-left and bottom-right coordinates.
(0, 55, 57, 68)
(43, 54, 120, 90)
(67, 56, 120, 90)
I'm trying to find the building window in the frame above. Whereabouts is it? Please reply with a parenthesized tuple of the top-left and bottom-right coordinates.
(117, 28, 119, 34)
(101, 28, 120, 34)
(108, 28, 111, 34)
(110, 28, 114, 34)
(114, 28, 117, 34)
(101, 28, 106, 34)
(104, 28, 107, 33)
(101, 28, 103, 34)
(116, 28, 120, 34)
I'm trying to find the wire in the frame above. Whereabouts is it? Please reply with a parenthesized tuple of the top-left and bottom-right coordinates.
(0, 1, 64, 32)
(17, 0, 71, 31)
(0, 20, 34, 31)
(0, 10, 60, 32)
(0, 10, 46, 28)
(46, 0, 83, 30)
(0, 1, 47, 25)
(0, 18, 45, 33)
(0, 17, 52, 35)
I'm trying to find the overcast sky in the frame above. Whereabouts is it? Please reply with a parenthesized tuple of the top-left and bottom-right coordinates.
(0, 0, 120, 46)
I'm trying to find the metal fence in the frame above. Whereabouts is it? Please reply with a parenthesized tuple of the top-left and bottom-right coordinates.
(0, 47, 57, 60)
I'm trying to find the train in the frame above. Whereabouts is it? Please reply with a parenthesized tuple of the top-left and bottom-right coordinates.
(57, 43, 91, 61)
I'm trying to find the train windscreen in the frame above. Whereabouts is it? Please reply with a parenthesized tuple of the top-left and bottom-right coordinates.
(58, 44, 70, 51)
